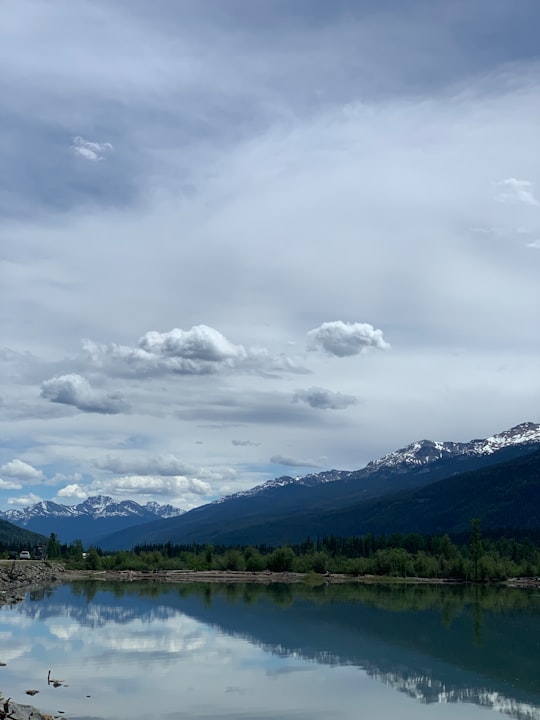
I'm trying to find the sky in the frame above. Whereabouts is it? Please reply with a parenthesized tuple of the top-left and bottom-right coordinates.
(1, 0, 539, 512)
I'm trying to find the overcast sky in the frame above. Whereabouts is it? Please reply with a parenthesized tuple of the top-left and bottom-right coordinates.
(1, 0, 539, 512)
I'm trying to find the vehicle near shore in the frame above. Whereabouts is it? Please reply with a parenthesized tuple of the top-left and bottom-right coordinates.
(19, 550, 31, 559)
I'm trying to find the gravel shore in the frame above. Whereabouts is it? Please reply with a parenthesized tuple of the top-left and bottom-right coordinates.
(0, 561, 65, 608)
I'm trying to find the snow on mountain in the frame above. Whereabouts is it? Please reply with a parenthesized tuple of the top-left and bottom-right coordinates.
(1, 423, 538, 527)
(1, 500, 78, 522)
(144, 501, 185, 519)
(365, 422, 540, 473)
(211, 470, 344, 506)
(212, 422, 540, 505)
(0, 495, 184, 524)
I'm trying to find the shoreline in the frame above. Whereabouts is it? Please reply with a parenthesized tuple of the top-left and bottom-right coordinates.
(2, 561, 540, 606)
(60, 568, 466, 585)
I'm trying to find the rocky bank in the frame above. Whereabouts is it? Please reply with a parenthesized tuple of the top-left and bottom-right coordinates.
(0, 692, 60, 720)
(0, 561, 65, 608)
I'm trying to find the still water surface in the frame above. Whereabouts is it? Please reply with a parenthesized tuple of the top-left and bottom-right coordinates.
(1, 581, 540, 720)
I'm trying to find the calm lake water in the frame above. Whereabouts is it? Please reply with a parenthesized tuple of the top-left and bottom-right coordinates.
(1, 581, 540, 720)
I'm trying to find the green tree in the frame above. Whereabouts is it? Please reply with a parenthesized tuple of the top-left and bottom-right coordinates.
(85, 547, 102, 570)
(470, 518, 483, 582)
(244, 546, 265, 571)
(67, 538, 84, 561)
(218, 548, 245, 571)
(47, 532, 62, 559)
(203, 544, 214, 568)
(268, 546, 295, 572)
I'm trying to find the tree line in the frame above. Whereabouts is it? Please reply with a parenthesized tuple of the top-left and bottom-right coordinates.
(6, 522, 538, 582)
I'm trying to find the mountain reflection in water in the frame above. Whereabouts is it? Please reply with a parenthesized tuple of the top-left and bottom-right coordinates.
(2, 581, 540, 720)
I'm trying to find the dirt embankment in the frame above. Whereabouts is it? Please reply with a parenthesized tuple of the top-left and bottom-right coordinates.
(0, 560, 65, 608)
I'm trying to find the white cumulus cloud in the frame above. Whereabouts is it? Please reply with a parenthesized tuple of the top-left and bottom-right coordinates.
(307, 321, 390, 357)
(40, 373, 128, 414)
(84, 325, 305, 377)
(293, 386, 357, 410)
(7, 493, 42, 507)
(56, 483, 88, 500)
(0, 479, 23, 490)
(139, 325, 244, 362)
(0, 459, 44, 481)
(495, 178, 539, 207)
(71, 135, 113, 161)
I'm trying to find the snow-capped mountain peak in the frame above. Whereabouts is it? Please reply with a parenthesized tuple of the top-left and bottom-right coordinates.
(210, 421, 540, 505)
(365, 422, 540, 473)
(210, 470, 344, 505)
(144, 501, 185, 519)
(1, 500, 78, 522)
(0, 495, 184, 524)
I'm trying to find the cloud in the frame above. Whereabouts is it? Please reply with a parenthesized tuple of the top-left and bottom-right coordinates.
(139, 325, 243, 362)
(269, 455, 322, 468)
(101, 326, 246, 376)
(96, 454, 195, 477)
(7, 493, 42, 507)
(0, 479, 23, 490)
(232, 439, 260, 447)
(2, 1, 540, 510)
(56, 483, 88, 500)
(293, 387, 357, 410)
(526, 239, 540, 249)
(0, 459, 44, 481)
(84, 326, 305, 377)
(495, 178, 539, 207)
(90, 475, 211, 497)
(71, 136, 113, 161)
(307, 321, 390, 357)
(40, 373, 128, 414)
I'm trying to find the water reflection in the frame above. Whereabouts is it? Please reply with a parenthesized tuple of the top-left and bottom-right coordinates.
(1, 581, 540, 720)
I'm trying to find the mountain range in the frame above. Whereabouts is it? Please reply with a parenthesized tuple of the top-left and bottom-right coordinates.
(0, 496, 184, 546)
(2, 421, 539, 549)
(100, 421, 540, 548)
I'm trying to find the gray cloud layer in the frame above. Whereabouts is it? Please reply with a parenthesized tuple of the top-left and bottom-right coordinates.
(1, 0, 539, 510)
(40, 374, 128, 414)
(269, 455, 322, 469)
(294, 387, 357, 410)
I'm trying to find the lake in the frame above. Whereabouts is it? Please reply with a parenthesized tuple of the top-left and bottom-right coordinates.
(1, 581, 540, 720)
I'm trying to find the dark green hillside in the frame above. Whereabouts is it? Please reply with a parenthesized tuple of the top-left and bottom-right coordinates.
(208, 448, 540, 544)
(295, 447, 540, 539)
(99, 442, 540, 549)
(0, 517, 46, 550)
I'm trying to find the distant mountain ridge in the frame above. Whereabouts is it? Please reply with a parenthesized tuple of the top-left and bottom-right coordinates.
(0, 495, 184, 546)
(215, 422, 540, 503)
(365, 421, 540, 471)
(3, 423, 538, 549)
(99, 421, 540, 549)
